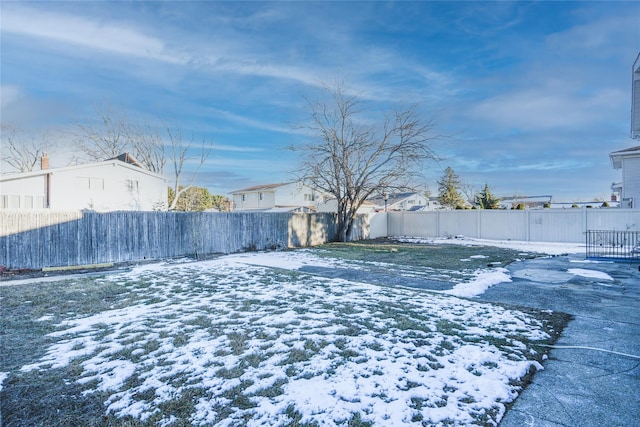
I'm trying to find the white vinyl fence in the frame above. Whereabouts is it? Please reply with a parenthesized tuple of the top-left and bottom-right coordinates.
(369, 209, 640, 243)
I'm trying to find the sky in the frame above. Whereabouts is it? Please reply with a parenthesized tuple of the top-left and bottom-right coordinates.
(1, 1, 639, 202)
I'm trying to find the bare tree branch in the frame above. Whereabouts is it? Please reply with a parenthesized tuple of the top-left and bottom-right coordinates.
(1, 125, 56, 172)
(72, 104, 132, 161)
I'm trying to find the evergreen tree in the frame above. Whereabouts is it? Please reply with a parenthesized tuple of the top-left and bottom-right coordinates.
(437, 167, 466, 209)
(475, 183, 501, 209)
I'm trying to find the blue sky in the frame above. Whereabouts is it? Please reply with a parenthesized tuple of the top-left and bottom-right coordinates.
(1, 1, 639, 202)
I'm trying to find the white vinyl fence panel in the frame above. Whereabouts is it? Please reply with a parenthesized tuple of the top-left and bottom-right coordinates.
(384, 209, 640, 244)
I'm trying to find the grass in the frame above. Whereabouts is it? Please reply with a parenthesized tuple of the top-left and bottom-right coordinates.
(0, 242, 569, 427)
(314, 239, 535, 272)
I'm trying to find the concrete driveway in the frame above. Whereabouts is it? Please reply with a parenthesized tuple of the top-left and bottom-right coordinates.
(478, 255, 640, 427)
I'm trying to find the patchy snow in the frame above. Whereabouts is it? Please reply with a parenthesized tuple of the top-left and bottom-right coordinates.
(443, 268, 512, 298)
(397, 236, 584, 256)
(568, 268, 614, 281)
(20, 251, 553, 426)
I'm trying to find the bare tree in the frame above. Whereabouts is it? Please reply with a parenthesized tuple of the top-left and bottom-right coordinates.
(292, 81, 439, 241)
(165, 124, 213, 211)
(1, 125, 56, 172)
(459, 181, 477, 207)
(73, 106, 214, 211)
(73, 104, 132, 162)
(130, 120, 166, 174)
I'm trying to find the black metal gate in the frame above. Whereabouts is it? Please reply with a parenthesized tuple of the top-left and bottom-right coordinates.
(586, 230, 640, 260)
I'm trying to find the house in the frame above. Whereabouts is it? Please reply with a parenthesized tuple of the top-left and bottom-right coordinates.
(0, 153, 168, 211)
(229, 182, 328, 212)
(499, 195, 553, 209)
(316, 199, 376, 214)
(609, 145, 640, 209)
(632, 52, 640, 139)
(368, 192, 436, 211)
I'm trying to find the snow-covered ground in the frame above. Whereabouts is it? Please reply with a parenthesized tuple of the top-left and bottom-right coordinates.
(9, 238, 608, 426)
(15, 246, 561, 426)
(396, 236, 585, 256)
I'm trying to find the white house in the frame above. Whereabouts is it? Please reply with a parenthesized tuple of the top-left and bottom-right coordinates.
(609, 145, 640, 209)
(369, 192, 435, 211)
(0, 154, 168, 211)
(230, 182, 328, 212)
(632, 52, 640, 139)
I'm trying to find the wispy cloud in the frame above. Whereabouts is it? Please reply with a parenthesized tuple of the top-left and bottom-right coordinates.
(1, 6, 187, 64)
(208, 108, 302, 135)
(469, 87, 621, 131)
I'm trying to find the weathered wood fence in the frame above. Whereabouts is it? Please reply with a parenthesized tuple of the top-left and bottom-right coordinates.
(0, 210, 368, 270)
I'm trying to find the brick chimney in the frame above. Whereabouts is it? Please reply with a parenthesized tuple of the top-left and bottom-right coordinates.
(41, 153, 49, 170)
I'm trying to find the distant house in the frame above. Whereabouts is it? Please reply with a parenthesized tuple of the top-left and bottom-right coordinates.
(609, 145, 640, 209)
(316, 199, 376, 214)
(368, 192, 436, 211)
(0, 153, 168, 211)
(499, 195, 553, 210)
(230, 182, 328, 212)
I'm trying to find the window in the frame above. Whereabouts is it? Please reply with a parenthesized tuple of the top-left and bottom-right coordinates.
(127, 180, 139, 191)
(76, 177, 90, 190)
(76, 177, 104, 190)
(304, 193, 316, 202)
(0, 195, 7, 209)
(259, 192, 263, 201)
(9, 195, 20, 208)
(24, 195, 33, 209)
(90, 178, 104, 190)
(242, 194, 246, 202)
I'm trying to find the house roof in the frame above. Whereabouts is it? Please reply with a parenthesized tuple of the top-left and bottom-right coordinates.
(369, 192, 426, 206)
(609, 145, 640, 169)
(0, 154, 166, 182)
(610, 145, 640, 154)
(108, 152, 143, 168)
(229, 182, 293, 194)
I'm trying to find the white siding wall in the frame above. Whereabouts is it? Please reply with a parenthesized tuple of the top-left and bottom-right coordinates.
(0, 162, 167, 211)
(233, 183, 323, 211)
(0, 175, 47, 208)
(274, 183, 319, 207)
(50, 164, 166, 211)
(233, 191, 276, 210)
(632, 55, 640, 139)
(622, 156, 640, 208)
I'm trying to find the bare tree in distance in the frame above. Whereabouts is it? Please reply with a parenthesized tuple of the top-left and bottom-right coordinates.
(130, 120, 166, 174)
(291, 80, 440, 241)
(72, 104, 131, 162)
(1, 125, 56, 172)
(165, 124, 213, 211)
(460, 181, 477, 207)
(73, 104, 212, 210)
